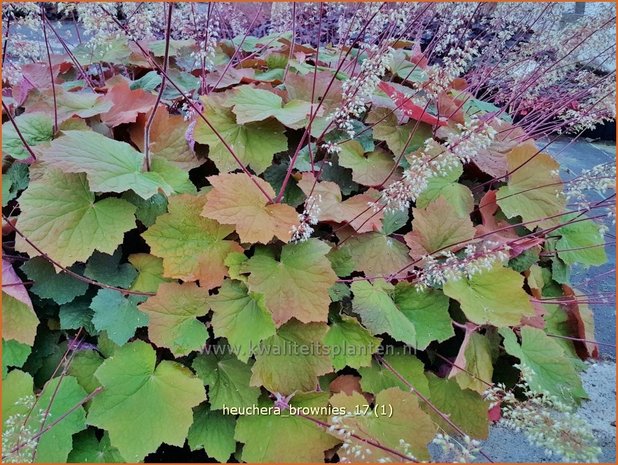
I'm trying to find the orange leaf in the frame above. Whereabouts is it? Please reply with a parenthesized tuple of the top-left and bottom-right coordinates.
(202, 173, 298, 244)
(101, 76, 158, 127)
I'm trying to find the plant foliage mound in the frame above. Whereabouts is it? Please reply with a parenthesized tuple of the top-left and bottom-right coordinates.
(1, 2, 615, 464)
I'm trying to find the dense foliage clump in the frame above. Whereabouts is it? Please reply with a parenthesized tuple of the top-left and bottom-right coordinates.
(2, 2, 615, 463)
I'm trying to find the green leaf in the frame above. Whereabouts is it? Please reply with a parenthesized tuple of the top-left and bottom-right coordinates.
(20, 256, 89, 304)
(451, 332, 494, 394)
(351, 280, 415, 345)
(28, 87, 112, 121)
(367, 106, 432, 156)
(139, 282, 210, 357)
(381, 208, 409, 235)
(150, 157, 197, 195)
(329, 283, 351, 302)
(90, 289, 148, 346)
(2, 113, 53, 160)
(417, 162, 473, 217)
(235, 392, 340, 462)
(68, 350, 104, 394)
(41, 130, 173, 199)
(443, 265, 534, 327)
(324, 315, 382, 370)
(194, 96, 288, 174)
(193, 352, 260, 409)
(500, 327, 587, 404)
(497, 143, 565, 229)
(2, 292, 39, 346)
(209, 280, 276, 363)
(188, 404, 236, 461)
(227, 85, 314, 127)
(84, 248, 137, 289)
(351, 279, 450, 349)
(121, 191, 168, 227)
(358, 351, 430, 397)
(59, 296, 95, 332)
(326, 246, 355, 277)
(392, 283, 454, 350)
(426, 373, 489, 439)
(263, 161, 306, 207)
(35, 376, 89, 462)
(2, 162, 29, 207)
(251, 319, 333, 394)
(68, 430, 124, 463)
(508, 247, 540, 272)
(2, 369, 34, 419)
(87, 340, 206, 462)
(128, 253, 171, 293)
(15, 170, 136, 268)
(130, 71, 162, 91)
(242, 239, 337, 326)
(342, 232, 412, 276)
(143, 193, 242, 289)
(2, 339, 31, 376)
(329, 388, 436, 461)
(555, 214, 607, 266)
(74, 38, 132, 65)
(338, 143, 400, 187)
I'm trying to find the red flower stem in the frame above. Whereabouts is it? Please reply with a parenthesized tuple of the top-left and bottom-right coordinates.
(297, 413, 420, 462)
(375, 354, 495, 463)
(143, 3, 173, 172)
(98, 5, 273, 202)
(273, 3, 388, 203)
(5, 387, 104, 459)
(2, 101, 38, 161)
(546, 333, 614, 348)
(210, 5, 264, 92)
(41, 15, 96, 90)
(40, 6, 58, 133)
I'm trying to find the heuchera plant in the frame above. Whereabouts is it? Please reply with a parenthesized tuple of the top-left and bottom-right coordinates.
(1, 2, 615, 464)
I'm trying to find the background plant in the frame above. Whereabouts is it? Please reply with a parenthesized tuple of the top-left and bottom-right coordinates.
(1, 1, 616, 463)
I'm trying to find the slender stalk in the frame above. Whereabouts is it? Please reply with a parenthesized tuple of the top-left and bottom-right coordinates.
(297, 413, 419, 462)
(3, 216, 154, 297)
(40, 6, 58, 133)
(4, 387, 103, 460)
(376, 355, 495, 463)
(99, 4, 273, 202)
(41, 15, 96, 90)
(2, 101, 38, 161)
(143, 3, 173, 172)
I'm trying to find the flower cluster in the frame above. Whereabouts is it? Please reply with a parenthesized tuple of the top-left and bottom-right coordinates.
(332, 45, 394, 137)
(415, 241, 511, 291)
(59, 2, 124, 49)
(444, 117, 498, 164)
(484, 366, 601, 462)
(327, 414, 416, 463)
(2, 2, 42, 83)
(1, 395, 44, 464)
(565, 162, 616, 203)
(269, 2, 293, 35)
(290, 194, 322, 243)
(374, 114, 500, 213)
(432, 433, 482, 463)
